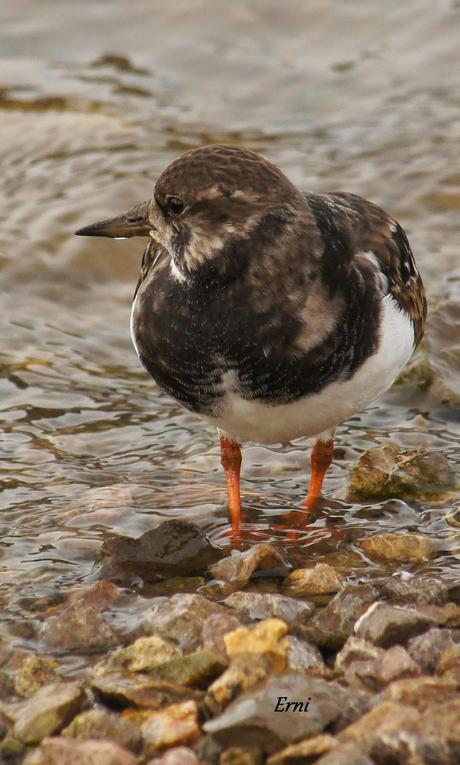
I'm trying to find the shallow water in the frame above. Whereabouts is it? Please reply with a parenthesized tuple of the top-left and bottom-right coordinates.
(0, 0, 459, 662)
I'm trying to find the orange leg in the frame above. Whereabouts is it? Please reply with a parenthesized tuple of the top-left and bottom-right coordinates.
(220, 434, 242, 536)
(305, 437, 334, 510)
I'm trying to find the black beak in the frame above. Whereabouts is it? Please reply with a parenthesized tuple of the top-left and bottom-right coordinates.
(75, 201, 151, 239)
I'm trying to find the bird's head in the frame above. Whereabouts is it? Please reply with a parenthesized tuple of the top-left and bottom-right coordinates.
(76, 144, 305, 283)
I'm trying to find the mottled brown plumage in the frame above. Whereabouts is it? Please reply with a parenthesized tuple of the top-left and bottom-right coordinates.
(76, 144, 426, 537)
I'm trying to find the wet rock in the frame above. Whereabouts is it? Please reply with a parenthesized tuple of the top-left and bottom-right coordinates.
(339, 700, 420, 747)
(224, 591, 313, 629)
(14, 655, 59, 697)
(41, 580, 120, 653)
(204, 673, 363, 751)
(358, 532, 436, 563)
(91, 671, 203, 709)
(26, 737, 137, 765)
(144, 593, 228, 651)
(286, 635, 325, 672)
(382, 676, 458, 710)
(62, 707, 142, 753)
(408, 628, 458, 673)
(147, 747, 201, 765)
(266, 733, 336, 765)
(149, 651, 226, 688)
(141, 700, 200, 753)
(354, 601, 435, 647)
(209, 543, 290, 588)
(220, 747, 262, 765)
(375, 576, 449, 606)
(341, 444, 457, 502)
(12, 681, 86, 744)
(99, 519, 222, 583)
(335, 637, 384, 672)
(305, 584, 378, 651)
(202, 613, 242, 658)
(283, 564, 343, 597)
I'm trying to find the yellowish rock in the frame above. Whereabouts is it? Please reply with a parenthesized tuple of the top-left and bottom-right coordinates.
(15, 656, 59, 698)
(224, 618, 288, 667)
(267, 733, 336, 764)
(141, 700, 199, 753)
(208, 654, 273, 706)
(283, 564, 343, 596)
(358, 532, 436, 563)
(124, 636, 180, 671)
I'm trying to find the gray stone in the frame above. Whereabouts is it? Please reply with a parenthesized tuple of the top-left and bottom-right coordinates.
(209, 544, 289, 588)
(12, 681, 86, 744)
(27, 737, 137, 765)
(204, 673, 362, 751)
(408, 628, 458, 674)
(341, 444, 457, 502)
(224, 591, 313, 629)
(99, 519, 222, 584)
(354, 602, 435, 647)
(202, 612, 242, 658)
(305, 584, 378, 651)
(144, 593, 229, 651)
(62, 707, 142, 752)
(286, 635, 325, 671)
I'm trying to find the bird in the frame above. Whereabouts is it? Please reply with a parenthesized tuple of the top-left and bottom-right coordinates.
(75, 144, 426, 538)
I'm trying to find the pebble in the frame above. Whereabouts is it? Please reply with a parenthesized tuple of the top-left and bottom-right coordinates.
(354, 601, 436, 647)
(342, 444, 457, 501)
(14, 655, 59, 697)
(202, 613, 242, 658)
(407, 628, 459, 673)
(12, 681, 86, 744)
(266, 733, 336, 765)
(62, 707, 142, 753)
(141, 700, 200, 754)
(24, 736, 137, 765)
(305, 584, 378, 651)
(144, 593, 229, 651)
(147, 747, 201, 765)
(283, 563, 343, 597)
(209, 543, 290, 588)
(224, 591, 313, 628)
(358, 532, 436, 563)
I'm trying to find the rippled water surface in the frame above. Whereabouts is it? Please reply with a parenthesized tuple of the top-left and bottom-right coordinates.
(1, 0, 459, 658)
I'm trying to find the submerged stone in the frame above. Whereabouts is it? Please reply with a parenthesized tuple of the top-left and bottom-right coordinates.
(99, 519, 222, 583)
(341, 444, 457, 501)
(358, 532, 437, 564)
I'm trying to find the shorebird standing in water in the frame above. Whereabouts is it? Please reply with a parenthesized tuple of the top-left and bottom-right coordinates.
(76, 145, 426, 538)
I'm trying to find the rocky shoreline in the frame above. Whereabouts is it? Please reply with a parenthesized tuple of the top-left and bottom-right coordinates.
(1, 498, 460, 765)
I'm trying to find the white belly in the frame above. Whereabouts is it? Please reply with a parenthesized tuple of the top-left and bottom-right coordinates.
(203, 294, 415, 444)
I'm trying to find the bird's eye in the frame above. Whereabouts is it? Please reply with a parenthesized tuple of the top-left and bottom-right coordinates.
(166, 196, 185, 216)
